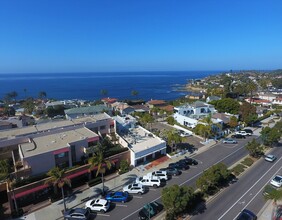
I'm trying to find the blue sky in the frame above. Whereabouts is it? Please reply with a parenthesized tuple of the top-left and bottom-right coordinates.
(0, 0, 281, 73)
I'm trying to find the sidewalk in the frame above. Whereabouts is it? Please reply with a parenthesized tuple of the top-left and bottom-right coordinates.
(20, 116, 279, 220)
(19, 138, 215, 220)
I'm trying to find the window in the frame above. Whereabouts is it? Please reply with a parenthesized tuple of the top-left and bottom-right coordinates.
(100, 125, 106, 130)
(57, 153, 65, 158)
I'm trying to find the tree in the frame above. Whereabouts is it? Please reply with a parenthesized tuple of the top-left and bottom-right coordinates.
(246, 80, 257, 100)
(161, 185, 195, 218)
(38, 91, 47, 99)
(100, 89, 108, 97)
(229, 116, 238, 128)
(131, 90, 139, 97)
(260, 127, 281, 147)
(45, 167, 71, 213)
(239, 102, 257, 125)
(196, 163, 231, 195)
(161, 129, 182, 152)
(166, 116, 175, 125)
(211, 98, 240, 114)
(194, 124, 212, 141)
(22, 98, 35, 114)
(245, 139, 264, 158)
(140, 113, 154, 130)
(272, 78, 282, 89)
(88, 144, 112, 195)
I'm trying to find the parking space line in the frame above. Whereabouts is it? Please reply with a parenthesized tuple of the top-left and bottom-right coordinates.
(133, 196, 143, 199)
(149, 188, 157, 191)
(115, 204, 128, 207)
(171, 176, 179, 178)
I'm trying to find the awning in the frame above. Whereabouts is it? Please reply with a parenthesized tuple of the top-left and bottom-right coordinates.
(53, 147, 69, 155)
(13, 184, 49, 199)
(66, 169, 88, 179)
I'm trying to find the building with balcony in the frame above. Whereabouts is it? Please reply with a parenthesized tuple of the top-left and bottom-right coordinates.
(173, 101, 216, 128)
(115, 115, 166, 166)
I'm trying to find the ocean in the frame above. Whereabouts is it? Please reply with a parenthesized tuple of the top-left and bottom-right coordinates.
(0, 71, 220, 101)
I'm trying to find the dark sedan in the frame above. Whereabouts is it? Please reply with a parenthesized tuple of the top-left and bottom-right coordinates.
(169, 162, 190, 170)
(138, 201, 163, 220)
(160, 167, 182, 176)
(231, 134, 246, 139)
(64, 208, 90, 220)
(236, 209, 257, 220)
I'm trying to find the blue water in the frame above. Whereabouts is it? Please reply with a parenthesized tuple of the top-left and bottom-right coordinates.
(0, 71, 220, 101)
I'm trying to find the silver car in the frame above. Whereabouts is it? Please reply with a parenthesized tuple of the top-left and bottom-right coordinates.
(265, 154, 276, 162)
(123, 183, 145, 194)
(223, 138, 237, 144)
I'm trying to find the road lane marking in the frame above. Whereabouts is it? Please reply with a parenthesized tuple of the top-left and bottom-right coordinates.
(132, 196, 143, 199)
(218, 156, 282, 220)
(233, 166, 282, 220)
(97, 214, 110, 217)
(122, 144, 248, 220)
(171, 176, 179, 179)
(116, 204, 128, 207)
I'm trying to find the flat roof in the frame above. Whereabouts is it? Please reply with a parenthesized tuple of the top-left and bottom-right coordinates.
(20, 127, 98, 158)
(122, 126, 165, 153)
(0, 113, 111, 139)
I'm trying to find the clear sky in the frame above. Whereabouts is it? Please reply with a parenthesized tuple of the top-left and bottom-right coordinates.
(0, 0, 281, 73)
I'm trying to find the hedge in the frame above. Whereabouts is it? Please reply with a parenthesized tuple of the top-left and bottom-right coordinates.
(231, 164, 246, 176)
(241, 158, 254, 167)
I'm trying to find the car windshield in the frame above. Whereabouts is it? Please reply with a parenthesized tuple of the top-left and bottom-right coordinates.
(274, 176, 282, 182)
(238, 212, 253, 220)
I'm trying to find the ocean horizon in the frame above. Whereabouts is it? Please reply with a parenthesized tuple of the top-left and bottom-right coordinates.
(0, 71, 221, 101)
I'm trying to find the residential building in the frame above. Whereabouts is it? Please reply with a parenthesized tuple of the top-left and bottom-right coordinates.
(272, 97, 282, 105)
(173, 101, 216, 128)
(115, 115, 166, 166)
(206, 96, 221, 103)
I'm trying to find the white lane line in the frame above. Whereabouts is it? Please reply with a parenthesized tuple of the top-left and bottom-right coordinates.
(171, 176, 179, 179)
(233, 166, 282, 220)
(116, 204, 128, 207)
(189, 166, 198, 169)
(149, 188, 157, 191)
(218, 156, 282, 220)
(97, 213, 110, 217)
(132, 196, 143, 199)
(122, 144, 248, 220)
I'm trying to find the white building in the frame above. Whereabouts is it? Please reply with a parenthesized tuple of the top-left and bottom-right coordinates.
(173, 101, 216, 128)
(115, 115, 166, 166)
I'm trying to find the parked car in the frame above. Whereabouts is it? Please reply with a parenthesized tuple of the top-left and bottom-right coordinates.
(183, 157, 198, 165)
(138, 201, 164, 220)
(105, 191, 129, 203)
(147, 170, 169, 181)
(243, 129, 253, 135)
(235, 131, 248, 136)
(135, 176, 164, 188)
(236, 209, 257, 220)
(231, 134, 246, 139)
(64, 208, 91, 220)
(222, 138, 237, 144)
(270, 175, 282, 187)
(160, 167, 182, 176)
(85, 198, 110, 213)
(180, 132, 191, 137)
(123, 183, 145, 194)
(265, 154, 277, 162)
(169, 162, 189, 170)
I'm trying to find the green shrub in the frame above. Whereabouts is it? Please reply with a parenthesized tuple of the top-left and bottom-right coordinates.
(231, 164, 246, 176)
(88, 177, 102, 187)
(241, 158, 254, 167)
(119, 159, 130, 175)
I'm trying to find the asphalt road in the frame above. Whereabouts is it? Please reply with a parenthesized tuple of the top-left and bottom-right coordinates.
(89, 136, 254, 220)
(191, 145, 282, 220)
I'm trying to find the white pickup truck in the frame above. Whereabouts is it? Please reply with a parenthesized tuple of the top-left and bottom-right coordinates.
(135, 176, 163, 188)
(235, 130, 252, 136)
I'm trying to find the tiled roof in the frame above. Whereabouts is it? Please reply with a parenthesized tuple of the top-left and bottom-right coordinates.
(101, 97, 118, 104)
(147, 100, 166, 105)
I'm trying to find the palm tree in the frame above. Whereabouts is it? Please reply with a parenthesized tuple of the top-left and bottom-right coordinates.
(45, 167, 71, 213)
(38, 91, 47, 100)
(88, 145, 112, 195)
